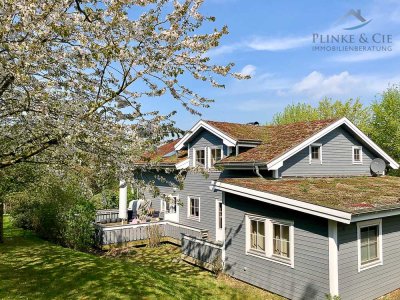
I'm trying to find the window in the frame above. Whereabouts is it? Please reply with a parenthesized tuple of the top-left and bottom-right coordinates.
(357, 219, 382, 272)
(273, 223, 290, 258)
(250, 219, 265, 252)
(309, 143, 322, 164)
(163, 196, 177, 214)
(246, 215, 294, 267)
(353, 146, 363, 164)
(194, 149, 205, 167)
(210, 148, 222, 167)
(188, 196, 200, 220)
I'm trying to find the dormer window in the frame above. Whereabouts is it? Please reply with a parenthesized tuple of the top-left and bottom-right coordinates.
(309, 143, 322, 164)
(194, 148, 205, 167)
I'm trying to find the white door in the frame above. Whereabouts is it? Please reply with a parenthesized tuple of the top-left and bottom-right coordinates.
(163, 195, 179, 223)
(215, 198, 224, 241)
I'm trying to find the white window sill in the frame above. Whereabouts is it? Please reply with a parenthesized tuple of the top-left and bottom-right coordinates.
(246, 251, 294, 268)
(187, 216, 200, 222)
(359, 259, 382, 272)
(352, 161, 363, 165)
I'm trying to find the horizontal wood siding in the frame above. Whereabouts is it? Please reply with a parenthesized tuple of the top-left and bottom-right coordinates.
(141, 172, 179, 212)
(338, 216, 400, 300)
(181, 236, 222, 264)
(280, 126, 377, 177)
(178, 172, 222, 241)
(139, 171, 223, 242)
(224, 193, 330, 300)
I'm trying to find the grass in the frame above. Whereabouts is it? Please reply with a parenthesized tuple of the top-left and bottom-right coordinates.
(379, 289, 400, 300)
(0, 216, 283, 300)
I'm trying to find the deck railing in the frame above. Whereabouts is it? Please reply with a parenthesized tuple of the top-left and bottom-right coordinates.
(94, 221, 208, 248)
(95, 209, 119, 223)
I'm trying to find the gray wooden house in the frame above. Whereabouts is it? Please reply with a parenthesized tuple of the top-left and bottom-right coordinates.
(101, 117, 400, 300)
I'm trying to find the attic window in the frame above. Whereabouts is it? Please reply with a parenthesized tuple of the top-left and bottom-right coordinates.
(353, 146, 363, 164)
(309, 144, 322, 164)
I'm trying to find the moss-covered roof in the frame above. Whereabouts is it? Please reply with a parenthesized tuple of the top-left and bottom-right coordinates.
(204, 120, 271, 142)
(137, 119, 349, 168)
(214, 119, 338, 164)
(220, 176, 400, 214)
(138, 139, 188, 166)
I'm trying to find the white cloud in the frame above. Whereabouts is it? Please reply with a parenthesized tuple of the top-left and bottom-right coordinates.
(247, 36, 310, 51)
(292, 71, 359, 98)
(240, 64, 256, 76)
(207, 44, 240, 57)
(291, 71, 400, 99)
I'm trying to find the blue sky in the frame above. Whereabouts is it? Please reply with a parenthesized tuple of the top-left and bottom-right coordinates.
(141, 0, 400, 130)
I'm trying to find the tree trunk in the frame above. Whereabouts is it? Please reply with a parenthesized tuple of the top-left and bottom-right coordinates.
(0, 200, 3, 243)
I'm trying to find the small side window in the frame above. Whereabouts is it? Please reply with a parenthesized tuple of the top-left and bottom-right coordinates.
(353, 146, 363, 164)
(309, 144, 322, 164)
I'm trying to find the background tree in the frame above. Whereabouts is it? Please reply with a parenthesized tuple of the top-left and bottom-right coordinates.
(270, 90, 400, 175)
(370, 85, 400, 175)
(271, 98, 371, 132)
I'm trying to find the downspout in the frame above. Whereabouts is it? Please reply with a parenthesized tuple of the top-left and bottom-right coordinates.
(254, 165, 263, 178)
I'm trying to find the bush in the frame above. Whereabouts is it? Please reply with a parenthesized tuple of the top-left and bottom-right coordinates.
(62, 200, 96, 251)
(8, 174, 96, 251)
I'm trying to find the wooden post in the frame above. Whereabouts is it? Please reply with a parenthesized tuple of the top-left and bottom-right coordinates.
(119, 180, 127, 221)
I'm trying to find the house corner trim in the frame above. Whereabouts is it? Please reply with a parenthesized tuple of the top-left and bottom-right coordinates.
(328, 220, 339, 297)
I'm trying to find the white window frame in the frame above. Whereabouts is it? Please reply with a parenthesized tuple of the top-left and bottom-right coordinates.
(187, 196, 200, 221)
(215, 198, 225, 242)
(309, 143, 323, 164)
(357, 219, 383, 272)
(352, 146, 363, 164)
(208, 146, 223, 169)
(193, 147, 206, 168)
(245, 214, 294, 268)
(161, 195, 178, 214)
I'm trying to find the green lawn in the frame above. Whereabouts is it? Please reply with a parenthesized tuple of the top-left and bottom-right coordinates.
(0, 216, 283, 300)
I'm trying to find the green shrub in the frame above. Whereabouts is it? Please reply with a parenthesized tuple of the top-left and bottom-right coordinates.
(62, 200, 96, 251)
(8, 174, 96, 251)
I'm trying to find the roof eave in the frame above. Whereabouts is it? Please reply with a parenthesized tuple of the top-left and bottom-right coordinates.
(215, 161, 268, 169)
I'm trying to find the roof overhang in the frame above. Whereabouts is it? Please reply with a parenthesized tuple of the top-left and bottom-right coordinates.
(267, 118, 399, 170)
(175, 120, 237, 150)
(175, 159, 190, 169)
(351, 207, 400, 222)
(211, 180, 352, 224)
(214, 161, 268, 169)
